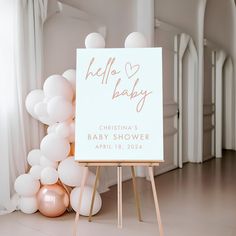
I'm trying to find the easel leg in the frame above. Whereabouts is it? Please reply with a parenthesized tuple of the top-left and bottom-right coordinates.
(117, 166, 122, 228)
(131, 166, 142, 222)
(88, 166, 101, 222)
(148, 166, 164, 236)
(73, 167, 89, 236)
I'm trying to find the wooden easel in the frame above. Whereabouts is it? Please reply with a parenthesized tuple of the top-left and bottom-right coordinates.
(73, 162, 164, 236)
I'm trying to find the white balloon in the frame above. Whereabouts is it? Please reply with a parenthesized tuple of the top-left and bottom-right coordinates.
(25, 89, 44, 118)
(69, 121, 75, 143)
(47, 96, 74, 122)
(43, 74, 74, 101)
(40, 167, 59, 185)
(34, 102, 47, 117)
(85, 32, 105, 48)
(56, 122, 71, 138)
(29, 165, 43, 180)
(19, 196, 38, 214)
(70, 186, 102, 216)
(62, 69, 76, 92)
(58, 157, 96, 187)
(40, 155, 58, 169)
(47, 123, 59, 134)
(27, 149, 42, 166)
(40, 133, 70, 161)
(38, 114, 55, 125)
(124, 32, 147, 48)
(14, 174, 40, 197)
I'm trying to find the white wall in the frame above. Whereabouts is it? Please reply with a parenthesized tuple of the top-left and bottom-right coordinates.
(156, 0, 236, 160)
(205, 0, 235, 59)
(44, 0, 137, 78)
(204, 0, 236, 152)
(43, 0, 236, 172)
(155, 0, 200, 42)
(59, 0, 137, 48)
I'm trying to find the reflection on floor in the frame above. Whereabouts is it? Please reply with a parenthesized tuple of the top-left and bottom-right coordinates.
(0, 150, 236, 236)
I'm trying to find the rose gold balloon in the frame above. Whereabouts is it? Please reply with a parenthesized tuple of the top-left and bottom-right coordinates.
(37, 184, 69, 217)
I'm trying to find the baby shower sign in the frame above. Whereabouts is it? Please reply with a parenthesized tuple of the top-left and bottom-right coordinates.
(75, 48, 163, 162)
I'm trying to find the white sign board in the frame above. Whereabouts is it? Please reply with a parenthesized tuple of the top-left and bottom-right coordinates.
(75, 48, 163, 162)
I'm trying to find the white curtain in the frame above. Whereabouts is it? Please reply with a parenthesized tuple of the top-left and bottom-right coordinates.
(0, 0, 47, 214)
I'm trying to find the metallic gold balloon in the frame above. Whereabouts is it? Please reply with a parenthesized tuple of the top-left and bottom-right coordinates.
(37, 184, 69, 217)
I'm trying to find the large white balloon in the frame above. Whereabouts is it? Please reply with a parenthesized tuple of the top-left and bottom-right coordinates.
(70, 186, 102, 216)
(62, 69, 76, 92)
(56, 122, 71, 138)
(27, 149, 42, 166)
(40, 167, 59, 185)
(43, 74, 74, 101)
(47, 96, 74, 122)
(34, 102, 48, 117)
(29, 165, 43, 180)
(40, 133, 70, 161)
(85, 32, 105, 48)
(124, 32, 147, 48)
(19, 196, 38, 214)
(40, 155, 58, 169)
(58, 157, 96, 187)
(25, 89, 44, 118)
(38, 114, 55, 126)
(14, 174, 40, 197)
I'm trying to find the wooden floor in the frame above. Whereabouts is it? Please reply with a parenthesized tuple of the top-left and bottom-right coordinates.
(0, 150, 236, 236)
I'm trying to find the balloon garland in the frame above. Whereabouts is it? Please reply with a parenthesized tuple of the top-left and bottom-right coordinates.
(15, 64, 102, 217)
(14, 31, 147, 217)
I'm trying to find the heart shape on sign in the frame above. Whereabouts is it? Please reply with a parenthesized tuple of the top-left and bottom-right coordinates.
(125, 62, 140, 79)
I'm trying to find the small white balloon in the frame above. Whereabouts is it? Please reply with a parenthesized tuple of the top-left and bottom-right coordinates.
(25, 89, 44, 118)
(34, 102, 47, 117)
(85, 32, 105, 48)
(27, 149, 42, 166)
(58, 157, 96, 187)
(40, 155, 58, 169)
(47, 96, 74, 123)
(29, 165, 43, 180)
(43, 74, 74, 101)
(19, 196, 38, 214)
(40, 167, 59, 185)
(14, 174, 40, 197)
(70, 186, 102, 216)
(40, 133, 70, 161)
(124, 32, 147, 48)
(62, 69, 76, 92)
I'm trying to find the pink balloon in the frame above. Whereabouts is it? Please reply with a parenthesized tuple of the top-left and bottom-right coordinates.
(37, 184, 69, 217)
